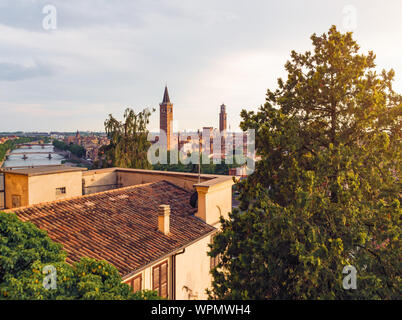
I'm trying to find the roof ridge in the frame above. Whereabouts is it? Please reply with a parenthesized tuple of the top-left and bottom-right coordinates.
(3, 181, 165, 213)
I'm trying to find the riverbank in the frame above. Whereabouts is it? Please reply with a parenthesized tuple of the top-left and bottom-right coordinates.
(0, 149, 10, 168)
(54, 148, 92, 168)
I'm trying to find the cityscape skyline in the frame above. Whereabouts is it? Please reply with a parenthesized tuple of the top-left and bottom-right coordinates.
(0, 0, 401, 132)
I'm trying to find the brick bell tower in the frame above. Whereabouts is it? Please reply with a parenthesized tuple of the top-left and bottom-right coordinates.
(219, 103, 227, 156)
(219, 103, 227, 133)
(160, 85, 173, 151)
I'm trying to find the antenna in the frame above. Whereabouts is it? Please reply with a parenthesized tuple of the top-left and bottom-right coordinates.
(197, 129, 201, 183)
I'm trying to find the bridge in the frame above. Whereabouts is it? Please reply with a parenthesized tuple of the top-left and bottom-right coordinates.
(9, 152, 56, 155)
(6, 152, 56, 160)
(17, 143, 53, 148)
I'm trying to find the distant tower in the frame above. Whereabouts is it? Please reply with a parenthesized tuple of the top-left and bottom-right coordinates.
(75, 130, 81, 145)
(219, 104, 227, 156)
(160, 85, 173, 151)
(219, 103, 227, 133)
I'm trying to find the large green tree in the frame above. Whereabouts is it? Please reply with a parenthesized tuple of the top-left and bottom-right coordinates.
(209, 26, 401, 299)
(101, 107, 154, 169)
(0, 212, 160, 300)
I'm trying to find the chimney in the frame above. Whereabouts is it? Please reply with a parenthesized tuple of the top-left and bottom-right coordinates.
(158, 204, 170, 235)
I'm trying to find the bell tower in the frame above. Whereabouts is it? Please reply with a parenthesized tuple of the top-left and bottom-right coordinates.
(160, 85, 173, 151)
(219, 103, 227, 133)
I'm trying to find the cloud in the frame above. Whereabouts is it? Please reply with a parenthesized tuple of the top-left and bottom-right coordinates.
(0, 0, 401, 131)
(0, 61, 54, 81)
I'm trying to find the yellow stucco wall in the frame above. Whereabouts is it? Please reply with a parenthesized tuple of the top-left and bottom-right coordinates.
(123, 234, 214, 300)
(175, 235, 214, 300)
(196, 179, 233, 227)
(4, 173, 29, 209)
(28, 171, 83, 205)
(82, 169, 118, 194)
(117, 170, 211, 191)
(123, 257, 173, 298)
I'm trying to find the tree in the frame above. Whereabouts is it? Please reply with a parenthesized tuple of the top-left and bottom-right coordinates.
(0, 137, 36, 163)
(208, 26, 401, 300)
(101, 107, 154, 169)
(0, 212, 160, 300)
(53, 140, 86, 158)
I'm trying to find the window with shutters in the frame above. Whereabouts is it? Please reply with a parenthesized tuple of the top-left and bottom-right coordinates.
(152, 261, 168, 298)
(129, 274, 142, 293)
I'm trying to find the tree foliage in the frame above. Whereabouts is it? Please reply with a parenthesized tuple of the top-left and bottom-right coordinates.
(0, 137, 36, 163)
(209, 26, 401, 299)
(53, 140, 86, 158)
(101, 107, 154, 169)
(0, 212, 160, 300)
(152, 151, 245, 175)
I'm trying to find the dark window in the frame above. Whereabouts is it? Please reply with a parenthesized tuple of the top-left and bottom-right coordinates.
(56, 187, 66, 195)
(152, 261, 168, 298)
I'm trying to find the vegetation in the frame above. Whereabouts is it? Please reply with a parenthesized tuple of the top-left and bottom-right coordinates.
(0, 137, 37, 163)
(153, 151, 247, 175)
(208, 26, 401, 299)
(99, 107, 154, 169)
(53, 140, 86, 158)
(0, 212, 161, 300)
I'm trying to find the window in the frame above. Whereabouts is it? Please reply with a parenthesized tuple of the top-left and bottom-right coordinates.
(128, 274, 142, 293)
(210, 255, 219, 270)
(55, 187, 66, 196)
(11, 195, 21, 208)
(152, 261, 168, 298)
(210, 234, 220, 270)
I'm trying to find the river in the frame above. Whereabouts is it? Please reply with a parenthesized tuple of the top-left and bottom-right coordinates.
(2, 145, 65, 168)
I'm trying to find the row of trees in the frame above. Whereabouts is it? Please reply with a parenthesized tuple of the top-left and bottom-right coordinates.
(53, 140, 86, 158)
(97, 110, 248, 175)
(152, 151, 246, 175)
(0, 137, 37, 163)
(0, 212, 160, 300)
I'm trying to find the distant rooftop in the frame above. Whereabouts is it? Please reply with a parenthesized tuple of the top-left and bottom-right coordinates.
(0, 165, 87, 176)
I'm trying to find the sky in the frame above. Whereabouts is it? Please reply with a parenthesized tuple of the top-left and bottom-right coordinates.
(0, 0, 401, 132)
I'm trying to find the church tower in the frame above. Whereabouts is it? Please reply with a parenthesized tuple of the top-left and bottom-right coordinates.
(219, 103, 227, 156)
(219, 103, 227, 133)
(160, 85, 173, 151)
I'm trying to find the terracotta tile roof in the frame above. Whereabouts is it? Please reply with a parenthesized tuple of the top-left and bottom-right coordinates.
(10, 181, 215, 277)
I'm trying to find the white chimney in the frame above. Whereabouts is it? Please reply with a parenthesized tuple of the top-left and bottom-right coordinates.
(158, 204, 170, 235)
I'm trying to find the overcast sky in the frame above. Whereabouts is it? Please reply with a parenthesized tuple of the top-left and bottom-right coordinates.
(0, 0, 401, 132)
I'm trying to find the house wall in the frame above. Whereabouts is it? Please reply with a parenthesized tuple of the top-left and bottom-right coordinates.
(195, 178, 234, 227)
(123, 257, 173, 299)
(117, 170, 206, 191)
(175, 234, 214, 300)
(123, 234, 214, 300)
(82, 168, 215, 193)
(28, 171, 83, 205)
(4, 173, 29, 209)
(82, 169, 118, 194)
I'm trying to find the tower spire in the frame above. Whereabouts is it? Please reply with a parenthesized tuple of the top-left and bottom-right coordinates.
(162, 85, 170, 103)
